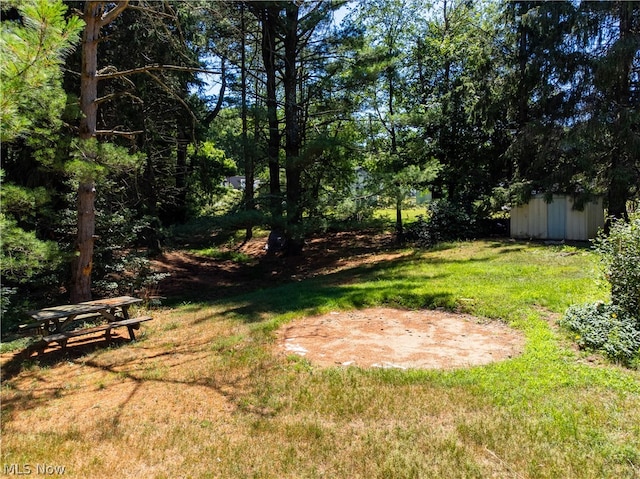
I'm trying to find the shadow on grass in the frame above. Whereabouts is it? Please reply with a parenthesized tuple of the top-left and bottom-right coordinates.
(214, 280, 456, 325)
(418, 255, 493, 265)
(487, 239, 593, 253)
(158, 239, 489, 307)
(1, 239, 496, 384)
(183, 252, 459, 326)
(1, 335, 133, 381)
(0, 334, 266, 422)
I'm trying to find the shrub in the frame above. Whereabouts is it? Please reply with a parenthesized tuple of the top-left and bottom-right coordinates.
(560, 215, 640, 367)
(560, 302, 640, 365)
(406, 199, 477, 248)
(93, 251, 170, 303)
(592, 216, 640, 319)
(0, 214, 67, 333)
(332, 197, 376, 223)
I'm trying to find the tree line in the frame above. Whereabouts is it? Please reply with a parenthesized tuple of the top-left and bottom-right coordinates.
(1, 0, 638, 321)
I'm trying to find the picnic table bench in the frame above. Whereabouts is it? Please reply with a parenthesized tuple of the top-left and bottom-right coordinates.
(21, 296, 152, 351)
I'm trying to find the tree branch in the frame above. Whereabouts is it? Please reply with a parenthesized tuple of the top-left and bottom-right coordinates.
(98, 0, 130, 28)
(97, 64, 220, 80)
(95, 129, 143, 139)
(126, 3, 175, 20)
(95, 91, 142, 106)
(202, 58, 227, 126)
(143, 71, 199, 125)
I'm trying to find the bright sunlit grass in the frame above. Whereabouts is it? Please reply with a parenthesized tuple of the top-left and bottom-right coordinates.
(2, 240, 638, 479)
(373, 207, 426, 224)
(190, 246, 254, 264)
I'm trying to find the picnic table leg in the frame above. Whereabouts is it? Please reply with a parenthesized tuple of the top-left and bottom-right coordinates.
(126, 325, 136, 341)
(39, 320, 68, 353)
(121, 305, 137, 340)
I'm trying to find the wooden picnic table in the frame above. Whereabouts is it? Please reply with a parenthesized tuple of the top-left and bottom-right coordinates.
(22, 296, 152, 350)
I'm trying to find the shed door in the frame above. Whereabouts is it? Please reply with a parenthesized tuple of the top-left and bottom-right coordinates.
(547, 198, 566, 239)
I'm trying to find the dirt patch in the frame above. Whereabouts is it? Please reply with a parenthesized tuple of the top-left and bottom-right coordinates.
(277, 307, 525, 370)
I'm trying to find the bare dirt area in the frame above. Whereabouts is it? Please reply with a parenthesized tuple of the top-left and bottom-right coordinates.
(278, 307, 525, 370)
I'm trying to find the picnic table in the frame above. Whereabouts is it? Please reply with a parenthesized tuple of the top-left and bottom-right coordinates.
(21, 296, 152, 350)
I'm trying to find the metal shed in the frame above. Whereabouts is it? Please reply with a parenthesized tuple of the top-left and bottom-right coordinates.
(510, 194, 605, 241)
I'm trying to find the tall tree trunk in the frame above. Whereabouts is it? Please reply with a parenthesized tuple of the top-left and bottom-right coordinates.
(71, 2, 100, 303)
(241, 4, 254, 241)
(283, 4, 303, 255)
(387, 44, 402, 243)
(261, 6, 282, 222)
(607, 1, 634, 223)
(174, 129, 189, 224)
(71, 180, 96, 303)
(71, 1, 128, 303)
(517, 7, 529, 128)
(511, 2, 532, 184)
(395, 194, 404, 244)
(142, 147, 162, 253)
(607, 155, 629, 225)
(79, 3, 100, 141)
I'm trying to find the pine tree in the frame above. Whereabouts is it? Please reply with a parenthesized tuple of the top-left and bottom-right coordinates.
(1, 0, 83, 316)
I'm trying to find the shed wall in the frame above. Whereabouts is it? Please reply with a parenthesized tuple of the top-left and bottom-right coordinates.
(528, 196, 548, 238)
(547, 195, 566, 239)
(510, 195, 604, 241)
(510, 203, 530, 238)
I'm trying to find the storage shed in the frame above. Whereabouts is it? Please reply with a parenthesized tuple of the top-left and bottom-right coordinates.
(510, 194, 605, 241)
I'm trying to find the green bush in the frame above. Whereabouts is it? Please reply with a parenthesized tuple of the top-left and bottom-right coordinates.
(560, 302, 640, 365)
(0, 214, 62, 283)
(406, 199, 477, 248)
(560, 216, 640, 367)
(93, 252, 170, 302)
(332, 196, 376, 223)
(0, 214, 66, 333)
(592, 216, 640, 319)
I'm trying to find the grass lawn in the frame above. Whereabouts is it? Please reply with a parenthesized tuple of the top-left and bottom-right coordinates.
(1, 239, 639, 478)
(373, 207, 425, 224)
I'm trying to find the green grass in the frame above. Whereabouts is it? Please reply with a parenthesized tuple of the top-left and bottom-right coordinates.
(2, 239, 639, 479)
(190, 246, 254, 264)
(212, 240, 601, 327)
(374, 207, 426, 224)
(0, 337, 35, 354)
